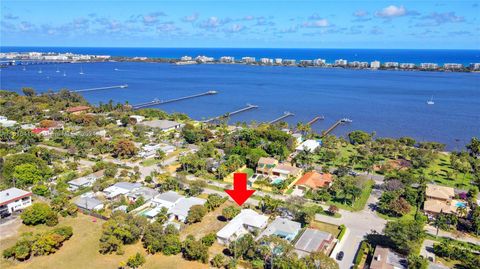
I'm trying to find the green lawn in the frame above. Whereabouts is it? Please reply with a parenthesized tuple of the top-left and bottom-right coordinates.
(376, 206, 418, 221)
(140, 158, 160, 167)
(328, 179, 374, 212)
(309, 221, 341, 238)
(424, 153, 473, 188)
(241, 168, 255, 178)
(0, 213, 207, 269)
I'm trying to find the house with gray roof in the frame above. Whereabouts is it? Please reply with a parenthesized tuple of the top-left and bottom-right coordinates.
(103, 182, 142, 199)
(126, 187, 159, 203)
(68, 170, 104, 191)
(258, 217, 301, 241)
(138, 120, 184, 132)
(170, 197, 206, 223)
(74, 196, 104, 211)
(294, 228, 335, 257)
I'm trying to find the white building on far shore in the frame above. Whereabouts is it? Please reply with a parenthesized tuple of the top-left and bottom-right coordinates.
(370, 60, 381, 69)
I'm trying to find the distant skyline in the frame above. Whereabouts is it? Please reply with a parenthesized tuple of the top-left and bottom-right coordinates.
(1, 0, 479, 49)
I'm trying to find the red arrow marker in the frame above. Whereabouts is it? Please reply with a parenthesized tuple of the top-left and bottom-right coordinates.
(225, 173, 255, 206)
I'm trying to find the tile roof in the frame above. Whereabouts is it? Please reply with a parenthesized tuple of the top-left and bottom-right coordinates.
(426, 184, 454, 200)
(66, 106, 91, 113)
(295, 171, 333, 189)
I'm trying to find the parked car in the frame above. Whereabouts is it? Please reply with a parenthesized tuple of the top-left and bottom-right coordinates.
(336, 251, 344, 261)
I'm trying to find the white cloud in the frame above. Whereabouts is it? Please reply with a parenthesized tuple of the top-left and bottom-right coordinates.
(302, 19, 329, 28)
(376, 5, 407, 18)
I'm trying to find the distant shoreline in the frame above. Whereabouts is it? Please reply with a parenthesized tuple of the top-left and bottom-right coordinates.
(1, 52, 480, 73)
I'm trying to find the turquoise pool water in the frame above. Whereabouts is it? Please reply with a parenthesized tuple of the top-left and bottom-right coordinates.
(456, 201, 467, 208)
(272, 178, 284, 185)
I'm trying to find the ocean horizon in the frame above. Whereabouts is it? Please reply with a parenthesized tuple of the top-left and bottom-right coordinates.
(2, 47, 480, 65)
(1, 60, 479, 150)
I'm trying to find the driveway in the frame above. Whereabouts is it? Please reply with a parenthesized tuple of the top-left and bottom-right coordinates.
(315, 189, 386, 269)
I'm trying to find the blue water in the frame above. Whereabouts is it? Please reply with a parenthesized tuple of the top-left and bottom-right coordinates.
(1, 61, 479, 150)
(2, 47, 480, 65)
(456, 201, 467, 208)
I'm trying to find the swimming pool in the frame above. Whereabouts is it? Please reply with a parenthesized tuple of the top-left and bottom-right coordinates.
(455, 201, 467, 208)
(272, 178, 284, 185)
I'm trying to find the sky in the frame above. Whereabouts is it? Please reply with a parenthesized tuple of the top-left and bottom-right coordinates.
(1, 0, 479, 49)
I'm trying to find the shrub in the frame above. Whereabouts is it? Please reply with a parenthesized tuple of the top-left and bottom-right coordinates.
(2, 226, 73, 261)
(21, 203, 58, 226)
(201, 233, 216, 247)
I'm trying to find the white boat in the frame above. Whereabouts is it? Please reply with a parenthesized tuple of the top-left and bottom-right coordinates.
(56, 67, 60, 73)
(79, 67, 84, 75)
(63, 71, 67, 77)
(38, 68, 43, 74)
(427, 96, 434, 105)
(22, 66, 26, 71)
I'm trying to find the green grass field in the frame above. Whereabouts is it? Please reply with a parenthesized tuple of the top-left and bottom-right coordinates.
(328, 179, 374, 212)
(424, 153, 473, 188)
(0, 214, 207, 269)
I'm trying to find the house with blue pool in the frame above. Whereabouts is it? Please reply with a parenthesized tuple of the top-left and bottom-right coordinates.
(258, 216, 301, 241)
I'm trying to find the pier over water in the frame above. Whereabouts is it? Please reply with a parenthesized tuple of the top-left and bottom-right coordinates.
(203, 104, 259, 123)
(268, 112, 294, 124)
(132, 91, 218, 110)
(322, 118, 352, 137)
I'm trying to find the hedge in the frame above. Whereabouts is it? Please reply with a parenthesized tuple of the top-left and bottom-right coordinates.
(353, 241, 369, 265)
(337, 224, 347, 241)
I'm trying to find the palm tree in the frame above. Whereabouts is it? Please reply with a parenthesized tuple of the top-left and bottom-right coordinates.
(156, 207, 170, 224)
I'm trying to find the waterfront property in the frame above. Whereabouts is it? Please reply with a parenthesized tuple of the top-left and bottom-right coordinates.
(0, 188, 32, 217)
(296, 139, 321, 153)
(66, 105, 91, 114)
(138, 119, 184, 132)
(294, 228, 335, 257)
(216, 209, 269, 245)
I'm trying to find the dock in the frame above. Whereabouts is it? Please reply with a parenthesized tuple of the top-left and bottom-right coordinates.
(268, 112, 294, 124)
(72, 84, 129, 93)
(203, 104, 259, 123)
(321, 118, 352, 136)
(307, 115, 325, 125)
(132, 91, 218, 110)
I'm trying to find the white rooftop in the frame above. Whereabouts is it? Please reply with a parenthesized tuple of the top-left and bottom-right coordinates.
(296, 139, 321, 152)
(216, 209, 268, 240)
(0, 188, 31, 205)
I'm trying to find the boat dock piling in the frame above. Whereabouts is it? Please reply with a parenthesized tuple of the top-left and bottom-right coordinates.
(72, 84, 129, 93)
(132, 91, 218, 110)
(203, 104, 259, 123)
(268, 111, 294, 124)
(307, 115, 325, 125)
(322, 118, 352, 136)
